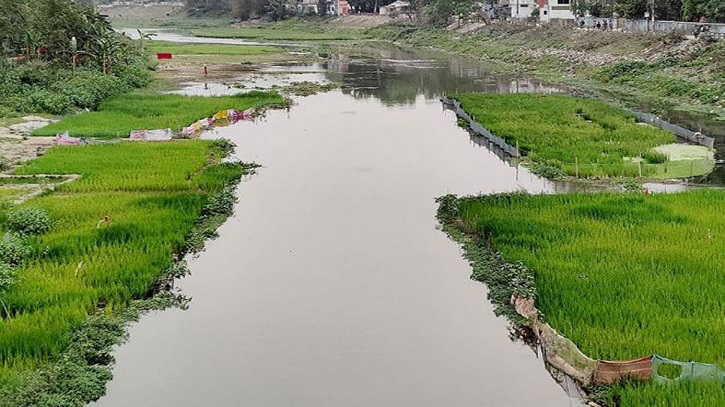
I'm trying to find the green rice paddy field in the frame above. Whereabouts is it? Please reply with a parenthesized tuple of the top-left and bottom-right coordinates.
(34, 91, 285, 138)
(453, 93, 715, 179)
(189, 26, 360, 41)
(0, 140, 243, 392)
(453, 190, 725, 405)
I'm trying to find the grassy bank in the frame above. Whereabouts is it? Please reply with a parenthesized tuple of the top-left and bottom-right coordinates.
(190, 27, 360, 41)
(34, 91, 285, 138)
(147, 41, 283, 56)
(441, 190, 725, 405)
(453, 93, 715, 179)
(0, 140, 246, 405)
(188, 17, 370, 41)
(146, 40, 303, 66)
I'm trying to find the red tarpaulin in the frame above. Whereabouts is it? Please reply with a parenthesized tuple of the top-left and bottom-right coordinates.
(157, 53, 172, 60)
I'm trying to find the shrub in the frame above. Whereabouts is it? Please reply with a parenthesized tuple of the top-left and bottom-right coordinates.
(0, 233, 30, 266)
(0, 262, 16, 293)
(7, 208, 55, 236)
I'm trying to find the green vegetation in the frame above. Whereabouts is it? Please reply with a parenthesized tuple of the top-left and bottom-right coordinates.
(594, 59, 725, 109)
(34, 91, 285, 137)
(147, 41, 283, 56)
(189, 20, 364, 41)
(443, 190, 725, 406)
(452, 93, 715, 179)
(0, 140, 246, 404)
(280, 81, 340, 96)
(0, 1, 153, 118)
(145, 41, 297, 65)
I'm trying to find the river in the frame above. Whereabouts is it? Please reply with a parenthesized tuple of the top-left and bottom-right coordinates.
(93, 33, 720, 407)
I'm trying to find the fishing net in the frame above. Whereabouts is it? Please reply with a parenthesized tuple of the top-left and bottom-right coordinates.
(652, 355, 725, 384)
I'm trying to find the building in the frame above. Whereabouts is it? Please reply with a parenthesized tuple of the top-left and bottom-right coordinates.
(293, 0, 350, 16)
(293, 0, 319, 14)
(509, 0, 536, 19)
(538, 0, 575, 22)
(328, 0, 350, 16)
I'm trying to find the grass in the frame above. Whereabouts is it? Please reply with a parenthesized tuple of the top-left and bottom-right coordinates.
(146, 41, 284, 56)
(448, 190, 725, 405)
(0, 140, 244, 399)
(188, 18, 367, 42)
(190, 27, 359, 41)
(0, 188, 24, 205)
(33, 90, 285, 138)
(452, 93, 716, 179)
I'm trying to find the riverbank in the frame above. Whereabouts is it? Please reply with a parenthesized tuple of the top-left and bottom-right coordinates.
(437, 191, 725, 406)
(0, 139, 254, 406)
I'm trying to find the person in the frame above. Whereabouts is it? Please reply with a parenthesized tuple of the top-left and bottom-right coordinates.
(579, 19, 585, 28)
(603, 20, 608, 30)
(595, 21, 601, 29)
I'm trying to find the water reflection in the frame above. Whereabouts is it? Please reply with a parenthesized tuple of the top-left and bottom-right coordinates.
(321, 46, 563, 107)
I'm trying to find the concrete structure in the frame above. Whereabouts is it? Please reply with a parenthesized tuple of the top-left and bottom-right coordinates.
(328, 0, 350, 16)
(294, 0, 319, 15)
(509, 0, 536, 19)
(538, 0, 575, 22)
(293, 0, 350, 16)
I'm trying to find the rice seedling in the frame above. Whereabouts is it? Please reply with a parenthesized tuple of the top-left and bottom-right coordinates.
(452, 93, 714, 179)
(445, 190, 725, 405)
(0, 140, 245, 398)
(33, 91, 286, 137)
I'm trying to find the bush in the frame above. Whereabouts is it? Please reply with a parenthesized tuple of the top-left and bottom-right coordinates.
(55, 71, 129, 111)
(24, 89, 75, 115)
(0, 233, 30, 266)
(0, 262, 16, 292)
(7, 208, 55, 236)
(0, 60, 152, 115)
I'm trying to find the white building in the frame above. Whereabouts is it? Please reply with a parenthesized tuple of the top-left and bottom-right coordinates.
(538, 0, 575, 22)
(509, 0, 537, 19)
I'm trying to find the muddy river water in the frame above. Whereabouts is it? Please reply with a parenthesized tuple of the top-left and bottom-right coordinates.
(94, 34, 722, 407)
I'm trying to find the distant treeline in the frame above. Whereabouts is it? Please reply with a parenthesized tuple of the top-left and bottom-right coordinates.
(574, 0, 724, 22)
(182, 0, 723, 23)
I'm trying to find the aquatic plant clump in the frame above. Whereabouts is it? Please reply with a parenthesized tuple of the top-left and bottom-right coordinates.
(452, 93, 705, 179)
(0, 140, 248, 403)
(441, 190, 725, 405)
